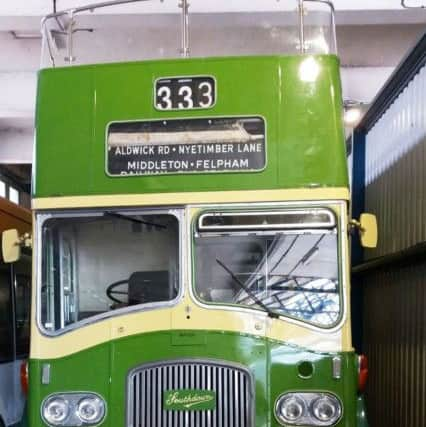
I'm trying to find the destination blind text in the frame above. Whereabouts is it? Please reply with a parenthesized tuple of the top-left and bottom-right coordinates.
(107, 141, 265, 175)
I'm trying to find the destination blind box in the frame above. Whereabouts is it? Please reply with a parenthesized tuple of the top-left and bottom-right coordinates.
(106, 116, 266, 176)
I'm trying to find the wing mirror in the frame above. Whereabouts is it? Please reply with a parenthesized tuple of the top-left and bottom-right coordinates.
(351, 214, 378, 248)
(2, 229, 32, 263)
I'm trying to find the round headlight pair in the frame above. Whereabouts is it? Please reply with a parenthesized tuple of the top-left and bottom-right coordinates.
(42, 394, 105, 426)
(275, 392, 341, 426)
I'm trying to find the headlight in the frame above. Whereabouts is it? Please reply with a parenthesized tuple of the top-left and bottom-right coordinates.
(43, 397, 70, 425)
(42, 393, 106, 426)
(276, 395, 306, 423)
(312, 395, 341, 424)
(275, 392, 342, 426)
(77, 397, 105, 424)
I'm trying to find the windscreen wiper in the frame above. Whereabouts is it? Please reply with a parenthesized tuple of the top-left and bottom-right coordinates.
(216, 258, 279, 319)
(104, 211, 167, 229)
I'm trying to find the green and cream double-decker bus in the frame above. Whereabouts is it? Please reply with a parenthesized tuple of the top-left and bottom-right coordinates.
(3, 1, 377, 426)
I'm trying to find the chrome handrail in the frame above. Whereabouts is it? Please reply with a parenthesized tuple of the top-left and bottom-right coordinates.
(43, 0, 154, 20)
(298, 0, 306, 54)
(179, 0, 190, 57)
(42, 0, 179, 65)
(41, 0, 337, 67)
(303, 0, 337, 54)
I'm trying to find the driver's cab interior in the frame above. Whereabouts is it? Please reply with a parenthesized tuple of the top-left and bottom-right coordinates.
(40, 212, 179, 332)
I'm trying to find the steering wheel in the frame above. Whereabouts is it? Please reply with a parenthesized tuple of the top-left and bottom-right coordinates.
(106, 279, 129, 304)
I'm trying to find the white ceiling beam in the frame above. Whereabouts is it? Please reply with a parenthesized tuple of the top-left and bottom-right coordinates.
(0, 0, 421, 15)
(1, 0, 426, 15)
(0, 0, 424, 32)
(0, 13, 425, 34)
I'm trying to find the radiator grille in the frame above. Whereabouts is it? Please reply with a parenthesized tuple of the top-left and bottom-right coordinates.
(127, 360, 254, 427)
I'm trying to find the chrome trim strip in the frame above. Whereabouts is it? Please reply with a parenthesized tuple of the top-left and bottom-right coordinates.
(41, 364, 51, 385)
(332, 356, 342, 380)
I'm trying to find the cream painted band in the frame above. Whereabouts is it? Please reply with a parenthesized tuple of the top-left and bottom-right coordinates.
(32, 187, 349, 210)
(31, 297, 353, 360)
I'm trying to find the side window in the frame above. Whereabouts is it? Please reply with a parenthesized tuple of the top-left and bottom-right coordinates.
(41, 228, 57, 330)
(59, 234, 77, 327)
(0, 262, 13, 362)
(13, 255, 31, 358)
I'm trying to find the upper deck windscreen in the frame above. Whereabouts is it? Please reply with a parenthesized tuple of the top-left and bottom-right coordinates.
(41, 0, 337, 68)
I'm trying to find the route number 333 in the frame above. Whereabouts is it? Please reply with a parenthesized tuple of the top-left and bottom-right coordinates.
(155, 76, 216, 110)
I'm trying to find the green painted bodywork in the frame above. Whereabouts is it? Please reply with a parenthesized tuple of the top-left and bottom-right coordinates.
(32, 54, 357, 426)
(34, 55, 348, 198)
(29, 331, 359, 427)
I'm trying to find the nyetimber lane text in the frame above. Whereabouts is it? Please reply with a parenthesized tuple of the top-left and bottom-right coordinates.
(111, 142, 263, 156)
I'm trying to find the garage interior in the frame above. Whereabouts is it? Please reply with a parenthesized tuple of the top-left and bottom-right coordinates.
(0, 1, 425, 427)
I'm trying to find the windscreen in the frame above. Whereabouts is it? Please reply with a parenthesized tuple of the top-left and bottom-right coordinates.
(40, 211, 179, 332)
(41, 0, 336, 68)
(194, 209, 341, 327)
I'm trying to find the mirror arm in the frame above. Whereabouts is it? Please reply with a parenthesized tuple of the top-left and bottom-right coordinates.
(349, 219, 363, 232)
(22, 233, 32, 249)
(16, 233, 33, 249)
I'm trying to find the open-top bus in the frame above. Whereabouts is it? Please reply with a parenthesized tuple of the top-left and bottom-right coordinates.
(0, 197, 31, 427)
(3, 1, 377, 426)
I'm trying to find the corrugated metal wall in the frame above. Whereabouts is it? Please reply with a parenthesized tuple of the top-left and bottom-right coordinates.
(364, 64, 426, 259)
(353, 34, 426, 427)
(362, 260, 426, 427)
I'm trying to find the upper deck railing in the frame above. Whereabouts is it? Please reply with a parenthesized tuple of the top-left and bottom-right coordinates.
(41, 0, 336, 68)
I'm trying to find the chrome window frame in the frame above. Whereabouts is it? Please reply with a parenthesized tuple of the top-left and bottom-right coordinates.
(189, 201, 347, 332)
(35, 207, 184, 337)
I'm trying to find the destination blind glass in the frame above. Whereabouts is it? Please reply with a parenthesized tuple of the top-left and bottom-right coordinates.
(106, 117, 266, 176)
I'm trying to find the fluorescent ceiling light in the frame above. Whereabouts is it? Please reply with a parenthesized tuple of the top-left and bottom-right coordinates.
(344, 108, 362, 125)
(401, 0, 425, 8)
